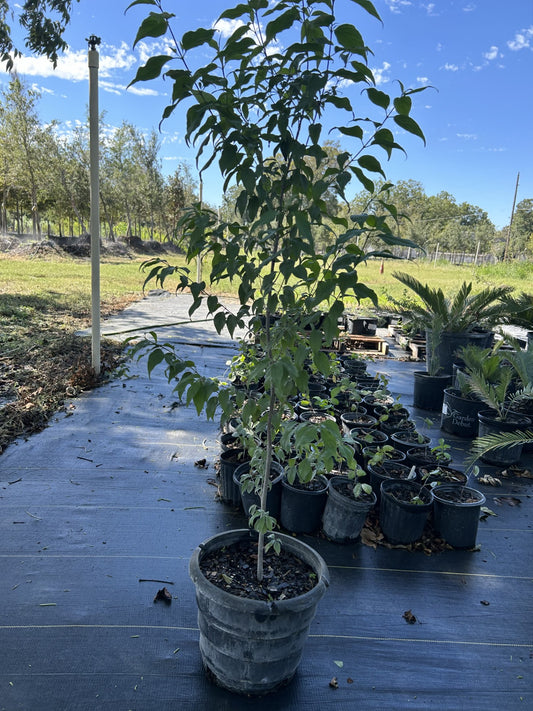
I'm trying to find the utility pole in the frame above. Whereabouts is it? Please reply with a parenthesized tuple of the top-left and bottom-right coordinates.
(503, 172, 520, 261)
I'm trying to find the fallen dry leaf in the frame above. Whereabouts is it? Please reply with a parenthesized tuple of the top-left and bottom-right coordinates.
(494, 496, 521, 507)
(194, 458, 207, 468)
(478, 475, 502, 487)
(403, 609, 417, 624)
(153, 587, 172, 604)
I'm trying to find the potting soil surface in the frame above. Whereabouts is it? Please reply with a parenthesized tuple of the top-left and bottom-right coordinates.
(1, 292, 531, 711)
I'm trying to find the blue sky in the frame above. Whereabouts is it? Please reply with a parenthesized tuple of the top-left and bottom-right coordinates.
(3, 0, 532, 229)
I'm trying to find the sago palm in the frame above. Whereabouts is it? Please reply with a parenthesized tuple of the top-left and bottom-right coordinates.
(392, 272, 513, 333)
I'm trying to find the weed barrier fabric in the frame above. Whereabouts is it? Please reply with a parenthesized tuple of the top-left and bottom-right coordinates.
(0, 294, 531, 710)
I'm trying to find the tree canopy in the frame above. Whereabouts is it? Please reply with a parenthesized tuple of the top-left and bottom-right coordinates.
(0, 0, 79, 70)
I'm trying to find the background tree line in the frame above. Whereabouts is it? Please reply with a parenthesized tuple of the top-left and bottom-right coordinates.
(0, 75, 200, 242)
(1, 76, 531, 257)
(221, 141, 533, 260)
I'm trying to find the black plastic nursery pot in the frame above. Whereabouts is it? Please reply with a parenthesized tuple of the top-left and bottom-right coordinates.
(477, 410, 532, 465)
(441, 387, 484, 438)
(426, 329, 493, 376)
(321, 475, 377, 543)
(346, 315, 377, 336)
(390, 430, 430, 455)
(189, 529, 329, 696)
(379, 479, 433, 545)
(432, 484, 486, 549)
(233, 461, 284, 519)
(219, 448, 249, 507)
(413, 370, 452, 411)
(280, 475, 329, 534)
(415, 465, 467, 487)
(367, 460, 412, 503)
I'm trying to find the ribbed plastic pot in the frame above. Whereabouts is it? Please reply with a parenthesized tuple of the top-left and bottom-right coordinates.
(440, 387, 484, 438)
(379, 479, 433, 545)
(219, 448, 249, 507)
(322, 476, 377, 543)
(432, 485, 486, 548)
(189, 529, 329, 696)
(233, 461, 284, 519)
(367, 460, 411, 504)
(280, 475, 329, 534)
(220, 432, 239, 452)
(413, 371, 452, 411)
(477, 410, 532, 465)
(390, 431, 430, 455)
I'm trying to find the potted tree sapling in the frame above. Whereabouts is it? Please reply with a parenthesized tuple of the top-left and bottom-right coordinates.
(391, 272, 512, 376)
(127, 0, 426, 695)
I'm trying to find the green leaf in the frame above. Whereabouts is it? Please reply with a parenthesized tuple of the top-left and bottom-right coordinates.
(182, 28, 216, 50)
(393, 114, 426, 145)
(132, 12, 171, 48)
(147, 348, 165, 375)
(394, 95, 412, 116)
(338, 125, 364, 140)
(357, 154, 385, 176)
(265, 7, 300, 42)
(334, 24, 365, 53)
(329, 95, 352, 111)
(129, 55, 172, 86)
(219, 4, 251, 20)
(126, 0, 158, 10)
(309, 123, 322, 144)
(366, 87, 390, 109)
(350, 0, 382, 22)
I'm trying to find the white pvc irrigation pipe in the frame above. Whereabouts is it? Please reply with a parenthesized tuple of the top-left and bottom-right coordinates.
(88, 46, 101, 375)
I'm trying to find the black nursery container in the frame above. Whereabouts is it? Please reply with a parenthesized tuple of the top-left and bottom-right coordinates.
(280, 475, 329, 534)
(379, 479, 433, 545)
(432, 485, 486, 549)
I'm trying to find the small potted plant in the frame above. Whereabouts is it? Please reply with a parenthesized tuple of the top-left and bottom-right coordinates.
(431, 478, 486, 549)
(379, 478, 433, 545)
(322, 467, 377, 543)
(460, 349, 532, 465)
(365, 444, 412, 501)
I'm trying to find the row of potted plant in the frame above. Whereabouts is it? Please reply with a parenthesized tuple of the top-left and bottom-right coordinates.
(216, 345, 486, 549)
(390, 273, 533, 467)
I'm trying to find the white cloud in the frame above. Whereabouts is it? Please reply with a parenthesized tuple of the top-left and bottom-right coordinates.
(213, 18, 245, 38)
(462, 3, 476, 11)
(385, 0, 412, 13)
(136, 39, 174, 64)
(31, 82, 54, 96)
(423, 3, 437, 15)
(457, 133, 477, 140)
(127, 85, 160, 97)
(7, 43, 137, 82)
(483, 46, 499, 61)
(443, 63, 459, 71)
(416, 76, 429, 84)
(372, 61, 391, 85)
(507, 26, 533, 51)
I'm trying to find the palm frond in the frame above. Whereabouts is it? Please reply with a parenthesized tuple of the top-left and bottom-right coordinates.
(465, 429, 533, 469)
(504, 348, 533, 388)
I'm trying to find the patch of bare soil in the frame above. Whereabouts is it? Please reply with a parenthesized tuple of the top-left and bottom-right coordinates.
(0, 295, 136, 454)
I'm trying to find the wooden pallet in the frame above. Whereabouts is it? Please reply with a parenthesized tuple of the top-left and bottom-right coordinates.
(409, 340, 426, 359)
(342, 334, 389, 354)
